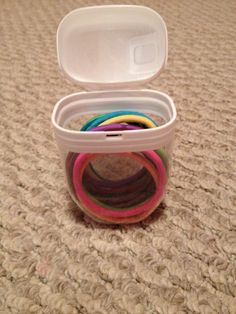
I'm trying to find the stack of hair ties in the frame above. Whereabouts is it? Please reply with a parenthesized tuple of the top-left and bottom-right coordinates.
(66, 110, 169, 224)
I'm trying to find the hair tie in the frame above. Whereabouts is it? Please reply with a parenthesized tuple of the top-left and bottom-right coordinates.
(90, 123, 142, 132)
(81, 110, 157, 131)
(72, 151, 167, 218)
(66, 110, 169, 223)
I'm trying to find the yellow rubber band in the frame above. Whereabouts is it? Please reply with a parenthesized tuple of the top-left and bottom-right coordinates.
(99, 115, 157, 128)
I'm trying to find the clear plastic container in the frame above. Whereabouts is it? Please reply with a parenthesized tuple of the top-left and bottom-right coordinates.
(52, 6, 177, 224)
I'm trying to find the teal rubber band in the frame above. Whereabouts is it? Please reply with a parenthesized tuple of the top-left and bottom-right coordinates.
(81, 113, 103, 128)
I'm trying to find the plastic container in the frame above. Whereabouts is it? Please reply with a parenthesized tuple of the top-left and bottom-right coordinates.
(52, 5, 177, 224)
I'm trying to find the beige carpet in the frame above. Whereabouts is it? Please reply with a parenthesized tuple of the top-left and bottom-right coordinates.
(0, 0, 236, 313)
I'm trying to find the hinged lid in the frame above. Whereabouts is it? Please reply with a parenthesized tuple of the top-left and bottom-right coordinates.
(57, 5, 168, 89)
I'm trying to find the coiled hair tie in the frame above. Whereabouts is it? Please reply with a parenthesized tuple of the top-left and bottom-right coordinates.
(66, 110, 169, 223)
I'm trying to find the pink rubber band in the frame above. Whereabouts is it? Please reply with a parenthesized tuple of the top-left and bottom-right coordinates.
(72, 151, 167, 218)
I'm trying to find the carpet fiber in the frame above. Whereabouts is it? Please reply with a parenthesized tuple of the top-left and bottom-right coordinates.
(0, 0, 235, 313)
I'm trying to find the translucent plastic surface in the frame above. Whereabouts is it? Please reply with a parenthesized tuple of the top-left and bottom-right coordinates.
(52, 89, 176, 224)
(57, 5, 167, 88)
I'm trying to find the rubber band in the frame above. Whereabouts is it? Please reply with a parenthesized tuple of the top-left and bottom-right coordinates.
(66, 151, 166, 223)
(66, 110, 169, 223)
(81, 110, 158, 131)
(84, 165, 150, 191)
(90, 123, 142, 132)
(99, 115, 157, 128)
(73, 152, 160, 217)
(73, 151, 167, 217)
(83, 167, 154, 207)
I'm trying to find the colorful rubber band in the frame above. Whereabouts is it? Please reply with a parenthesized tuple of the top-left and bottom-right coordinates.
(66, 110, 169, 224)
(99, 115, 157, 129)
(72, 151, 167, 217)
(81, 110, 157, 131)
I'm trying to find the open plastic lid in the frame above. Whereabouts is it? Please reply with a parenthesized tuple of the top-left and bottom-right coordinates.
(57, 5, 168, 89)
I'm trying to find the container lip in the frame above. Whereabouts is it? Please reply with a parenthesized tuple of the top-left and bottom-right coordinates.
(52, 89, 176, 139)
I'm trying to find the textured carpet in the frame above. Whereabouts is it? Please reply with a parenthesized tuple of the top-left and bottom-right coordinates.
(0, 0, 236, 313)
